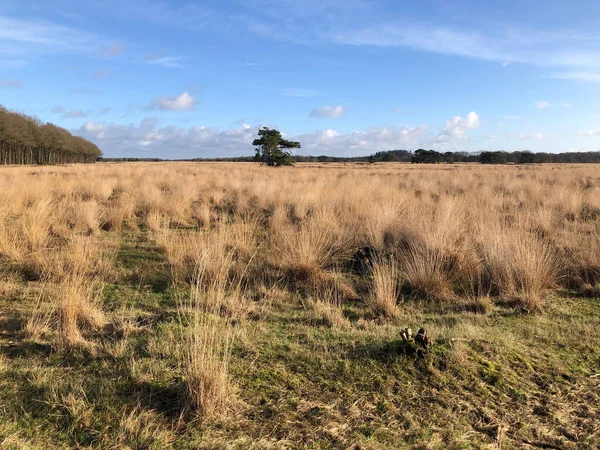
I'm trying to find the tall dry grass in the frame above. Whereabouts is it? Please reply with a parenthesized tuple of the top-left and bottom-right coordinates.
(179, 250, 243, 418)
(0, 162, 598, 355)
(368, 256, 401, 318)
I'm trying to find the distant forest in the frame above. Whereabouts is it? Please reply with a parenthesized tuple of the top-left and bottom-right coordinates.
(101, 148, 600, 164)
(0, 106, 102, 165)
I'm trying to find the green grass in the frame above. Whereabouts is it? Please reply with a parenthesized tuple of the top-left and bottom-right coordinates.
(1, 229, 599, 449)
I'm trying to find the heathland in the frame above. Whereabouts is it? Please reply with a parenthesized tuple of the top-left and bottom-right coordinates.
(0, 162, 599, 449)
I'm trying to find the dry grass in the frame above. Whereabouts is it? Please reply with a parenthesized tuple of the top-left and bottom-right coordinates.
(1, 162, 598, 307)
(56, 274, 106, 349)
(1, 162, 600, 447)
(270, 209, 351, 283)
(368, 256, 401, 318)
(178, 250, 243, 418)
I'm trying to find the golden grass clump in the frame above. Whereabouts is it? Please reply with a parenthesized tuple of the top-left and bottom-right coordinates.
(480, 228, 561, 311)
(180, 251, 243, 418)
(26, 273, 106, 349)
(57, 274, 106, 349)
(368, 256, 401, 318)
(270, 209, 352, 284)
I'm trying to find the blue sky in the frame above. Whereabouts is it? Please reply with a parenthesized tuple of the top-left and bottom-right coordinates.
(2, 0, 600, 158)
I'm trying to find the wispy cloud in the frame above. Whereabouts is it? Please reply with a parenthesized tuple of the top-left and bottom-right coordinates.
(231, 2, 600, 80)
(145, 53, 184, 69)
(548, 72, 600, 82)
(536, 101, 551, 109)
(61, 109, 88, 119)
(0, 15, 108, 57)
(98, 42, 124, 58)
(69, 0, 600, 81)
(92, 69, 111, 79)
(323, 22, 600, 74)
(578, 129, 600, 137)
(519, 132, 544, 140)
(310, 105, 347, 119)
(252, 85, 323, 98)
(71, 87, 105, 95)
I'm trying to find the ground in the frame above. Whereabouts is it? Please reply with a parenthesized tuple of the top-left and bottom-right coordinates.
(1, 227, 599, 449)
(0, 162, 599, 449)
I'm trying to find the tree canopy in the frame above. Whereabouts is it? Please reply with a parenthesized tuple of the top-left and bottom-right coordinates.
(480, 151, 508, 165)
(253, 127, 300, 167)
(0, 105, 102, 165)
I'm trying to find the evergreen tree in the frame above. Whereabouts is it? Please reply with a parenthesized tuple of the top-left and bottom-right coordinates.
(253, 127, 300, 167)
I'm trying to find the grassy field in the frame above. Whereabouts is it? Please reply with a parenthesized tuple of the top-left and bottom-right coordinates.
(1, 162, 599, 449)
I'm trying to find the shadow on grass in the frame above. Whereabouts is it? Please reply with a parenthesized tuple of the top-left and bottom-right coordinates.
(0, 313, 25, 339)
(0, 339, 53, 358)
(130, 380, 184, 421)
(345, 338, 442, 373)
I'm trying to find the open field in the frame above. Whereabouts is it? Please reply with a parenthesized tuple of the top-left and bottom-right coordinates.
(1, 162, 599, 449)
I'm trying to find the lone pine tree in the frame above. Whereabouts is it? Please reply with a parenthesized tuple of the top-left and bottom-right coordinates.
(253, 127, 300, 167)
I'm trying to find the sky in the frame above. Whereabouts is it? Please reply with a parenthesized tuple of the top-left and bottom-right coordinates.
(2, 0, 600, 158)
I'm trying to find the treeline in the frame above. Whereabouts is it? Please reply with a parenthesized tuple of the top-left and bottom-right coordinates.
(294, 149, 600, 164)
(478, 151, 600, 164)
(101, 149, 600, 165)
(355, 149, 600, 164)
(0, 105, 101, 165)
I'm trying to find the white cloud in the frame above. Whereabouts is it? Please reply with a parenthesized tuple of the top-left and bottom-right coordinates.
(439, 111, 480, 141)
(75, 118, 257, 158)
(298, 125, 430, 156)
(51, 106, 65, 114)
(73, 109, 490, 158)
(310, 105, 347, 119)
(536, 101, 551, 109)
(73, 120, 432, 158)
(83, 121, 106, 133)
(150, 92, 197, 111)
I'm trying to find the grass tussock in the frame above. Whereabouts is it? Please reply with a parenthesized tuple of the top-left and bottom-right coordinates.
(270, 209, 351, 283)
(368, 256, 401, 318)
(179, 251, 243, 418)
(481, 229, 561, 311)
